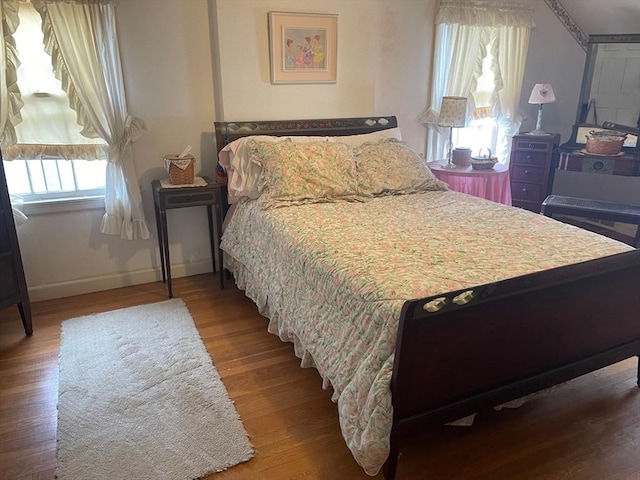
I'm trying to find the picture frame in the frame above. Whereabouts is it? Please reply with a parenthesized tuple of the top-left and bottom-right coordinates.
(268, 12, 338, 85)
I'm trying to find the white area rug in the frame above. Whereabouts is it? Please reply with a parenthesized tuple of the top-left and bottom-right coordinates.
(56, 299, 254, 480)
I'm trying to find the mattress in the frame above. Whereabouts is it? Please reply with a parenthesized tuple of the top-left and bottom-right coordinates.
(220, 190, 633, 475)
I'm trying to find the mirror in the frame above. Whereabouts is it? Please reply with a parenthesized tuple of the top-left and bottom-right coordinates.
(564, 34, 640, 151)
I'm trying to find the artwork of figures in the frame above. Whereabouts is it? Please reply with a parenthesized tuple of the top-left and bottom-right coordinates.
(284, 31, 326, 70)
(268, 12, 337, 84)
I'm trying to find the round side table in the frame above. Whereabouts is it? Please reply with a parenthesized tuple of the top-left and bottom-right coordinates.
(428, 161, 512, 205)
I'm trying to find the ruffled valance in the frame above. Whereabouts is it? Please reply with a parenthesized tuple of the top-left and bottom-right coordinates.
(437, 0, 536, 27)
(1, 142, 107, 160)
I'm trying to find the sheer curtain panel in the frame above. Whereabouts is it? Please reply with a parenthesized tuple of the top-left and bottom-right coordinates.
(32, 0, 149, 239)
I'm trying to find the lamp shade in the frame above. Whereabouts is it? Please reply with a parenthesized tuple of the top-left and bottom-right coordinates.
(528, 84, 556, 104)
(438, 96, 467, 127)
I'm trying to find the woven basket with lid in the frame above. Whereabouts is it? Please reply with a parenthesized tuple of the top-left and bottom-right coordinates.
(585, 130, 627, 155)
(164, 155, 195, 185)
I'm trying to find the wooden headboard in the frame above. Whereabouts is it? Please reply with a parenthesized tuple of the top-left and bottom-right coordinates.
(213, 116, 398, 154)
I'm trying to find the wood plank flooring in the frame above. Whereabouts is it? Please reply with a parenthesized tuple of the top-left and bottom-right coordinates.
(1, 273, 638, 480)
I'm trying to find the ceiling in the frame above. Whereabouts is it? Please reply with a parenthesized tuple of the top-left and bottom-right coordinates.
(559, 0, 640, 35)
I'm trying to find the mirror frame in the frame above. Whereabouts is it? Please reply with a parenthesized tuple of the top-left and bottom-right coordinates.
(563, 33, 640, 153)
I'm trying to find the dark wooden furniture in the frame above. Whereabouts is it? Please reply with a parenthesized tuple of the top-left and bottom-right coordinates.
(541, 195, 640, 247)
(0, 154, 32, 335)
(152, 177, 224, 298)
(509, 133, 560, 212)
(214, 117, 640, 480)
(557, 149, 640, 176)
(552, 149, 640, 243)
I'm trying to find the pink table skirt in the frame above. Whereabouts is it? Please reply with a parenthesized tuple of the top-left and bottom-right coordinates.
(429, 162, 512, 205)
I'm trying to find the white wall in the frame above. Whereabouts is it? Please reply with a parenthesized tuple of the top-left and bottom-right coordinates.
(519, 0, 587, 143)
(213, 0, 436, 153)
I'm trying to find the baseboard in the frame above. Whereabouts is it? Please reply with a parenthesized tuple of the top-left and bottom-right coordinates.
(27, 260, 213, 302)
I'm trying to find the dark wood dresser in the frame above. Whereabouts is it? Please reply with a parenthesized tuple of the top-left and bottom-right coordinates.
(0, 156, 32, 335)
(509, 133, 561, 213)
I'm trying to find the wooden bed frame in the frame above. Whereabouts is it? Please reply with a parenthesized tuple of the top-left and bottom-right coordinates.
(214, 116, 640, 479)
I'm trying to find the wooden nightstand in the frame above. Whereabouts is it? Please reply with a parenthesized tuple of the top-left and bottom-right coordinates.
(509, 133, 560, 213)
(152, 177, 224, 298)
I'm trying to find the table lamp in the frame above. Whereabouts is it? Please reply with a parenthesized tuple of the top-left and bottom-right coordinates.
(527, 84, 555, 136)
(438, 96, 467, 169)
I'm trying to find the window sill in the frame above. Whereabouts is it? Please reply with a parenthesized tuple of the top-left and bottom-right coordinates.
(22, 195, 104, 216)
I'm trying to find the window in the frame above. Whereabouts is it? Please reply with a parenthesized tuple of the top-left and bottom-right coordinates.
(2, 1, 107, 207)
(424, 1, 534, 165)
(453, 43, 498, 157)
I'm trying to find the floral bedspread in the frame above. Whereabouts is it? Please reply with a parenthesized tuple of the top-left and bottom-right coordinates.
(220, 191, 632, 476)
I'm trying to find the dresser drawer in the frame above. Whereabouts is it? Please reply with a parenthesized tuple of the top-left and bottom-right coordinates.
(511, 181, 544, 202)
(161, 191, 216, 209)
(513, 139, 552, 152)
(510, 165, 546, 183)
(511, 151, 549, 166)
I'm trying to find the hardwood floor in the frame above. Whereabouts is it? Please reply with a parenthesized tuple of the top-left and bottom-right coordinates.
(1, 273, 638, 480)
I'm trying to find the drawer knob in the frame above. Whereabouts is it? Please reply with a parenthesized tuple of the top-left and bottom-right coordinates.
(528, 143, 534, 149)
(521, 188, 528, 195)
(526, 155, 533, 161)
(524, 170, 530, 175)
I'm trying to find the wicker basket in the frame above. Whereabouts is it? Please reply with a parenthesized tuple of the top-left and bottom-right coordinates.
(471, 148, 498, 170)
(585, 130, 626, 156)
(164, 155, 195, 185)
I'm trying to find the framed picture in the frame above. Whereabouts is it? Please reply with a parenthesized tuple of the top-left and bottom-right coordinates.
(268, 12, 338, 85)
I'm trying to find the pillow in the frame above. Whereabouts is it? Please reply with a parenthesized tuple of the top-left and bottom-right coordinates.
(247, 138, 367, 209)
(218, 135, 333, 203)
(332, 126, 403, 148)
(354, 138, 448, 196)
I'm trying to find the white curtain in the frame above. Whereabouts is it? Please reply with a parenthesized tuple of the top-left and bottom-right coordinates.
(0, 0, 22, 148)
(494, 25, 531, 161)
(32, 0, 149, 240)
(423, 0, 535, 163)
(1, 0, 149, 240)
(422, 23, 484, 161)
(3, 1, 107, 160)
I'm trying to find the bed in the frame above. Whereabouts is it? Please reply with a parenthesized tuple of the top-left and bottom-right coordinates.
(214, 116, 640, 479)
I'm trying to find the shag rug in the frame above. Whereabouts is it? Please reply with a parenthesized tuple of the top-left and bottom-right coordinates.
(56, 299, 254, 480)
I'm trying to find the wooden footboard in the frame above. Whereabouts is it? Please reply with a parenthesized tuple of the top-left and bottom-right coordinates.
(384, 249, 640, 479)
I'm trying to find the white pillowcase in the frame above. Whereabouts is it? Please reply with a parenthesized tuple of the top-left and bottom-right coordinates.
(332, 127, 403, 147)
(217, 127, 403, 203)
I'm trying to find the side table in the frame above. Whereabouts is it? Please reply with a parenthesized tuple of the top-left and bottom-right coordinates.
(427, 161, 512, 205)
(152, 177, 224, 298)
